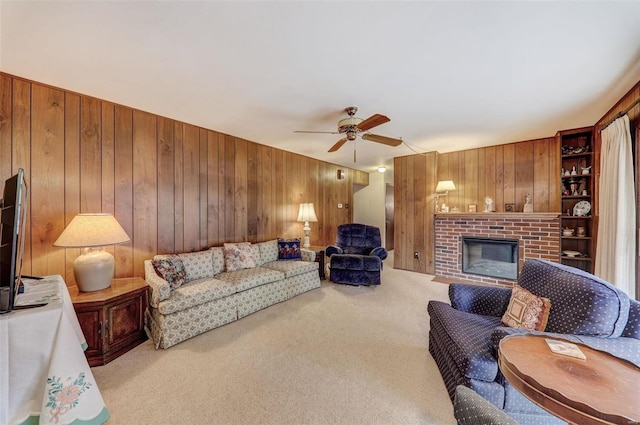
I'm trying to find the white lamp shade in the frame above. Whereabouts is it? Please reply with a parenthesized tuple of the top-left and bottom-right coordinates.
(435, 180, 456, 193)
(54, 213, 130, 247)
(297, 203, 318, 222)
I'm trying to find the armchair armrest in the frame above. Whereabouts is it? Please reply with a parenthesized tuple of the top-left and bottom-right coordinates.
(449, 283, 512, 317)
(325, 245, 343, 258)
(454, 385, 518, 425)
(370, 246, 388, 261)
(491, 327, 640, 367)
(144, 260, 172, 307)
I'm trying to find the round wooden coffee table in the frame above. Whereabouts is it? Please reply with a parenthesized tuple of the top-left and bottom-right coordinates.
(498, 334, 640, 425)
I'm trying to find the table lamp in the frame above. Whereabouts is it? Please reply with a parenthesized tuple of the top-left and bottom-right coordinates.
(53, 213, 130, 292)
(297, 203, 318, 248)
(434, 180, 456, 212)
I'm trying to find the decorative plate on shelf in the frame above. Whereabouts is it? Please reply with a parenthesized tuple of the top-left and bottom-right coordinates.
(573, 200, 591, 217)
(562, 250, 581, 257)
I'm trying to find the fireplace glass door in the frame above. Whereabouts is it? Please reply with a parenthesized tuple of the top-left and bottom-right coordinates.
(462, 237, 519, 280)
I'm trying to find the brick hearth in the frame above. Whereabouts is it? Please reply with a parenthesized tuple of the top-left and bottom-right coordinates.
(434, 213, 560, 286)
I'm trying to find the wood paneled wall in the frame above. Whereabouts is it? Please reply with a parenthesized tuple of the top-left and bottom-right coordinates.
(394, 137, 561, 273)
(437, 138, 561, 214)
(393, 152, 437, 273)
(0, 73, 365, 286)
(595, 80, 640, 132)
(394, 78, 640, 275)
(593, 80, 640, 214)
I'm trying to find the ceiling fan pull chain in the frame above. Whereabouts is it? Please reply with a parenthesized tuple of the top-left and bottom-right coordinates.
(354, 138, 357, 162)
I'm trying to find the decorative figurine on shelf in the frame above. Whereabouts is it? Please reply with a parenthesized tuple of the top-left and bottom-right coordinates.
(523, 193, 533, 213)
(441, 202, 449, 213)
(570, 166, 577, 176)
(570, 181, 580, 196)
(581, 166, 591, 175)
(484, 197, 494, 213)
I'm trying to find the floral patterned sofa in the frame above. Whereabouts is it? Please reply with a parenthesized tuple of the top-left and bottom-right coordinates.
(144, 239, 320, 349)
(428, 259, 639, 424)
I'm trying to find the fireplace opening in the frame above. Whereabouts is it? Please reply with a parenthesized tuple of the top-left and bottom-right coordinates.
(462, 236, 519, 280)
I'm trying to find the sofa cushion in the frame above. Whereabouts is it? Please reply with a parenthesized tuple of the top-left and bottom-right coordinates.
(151, 255, 187, 290)
(278, 238, 301, 260)
(215, 266, 284, 292)
(250, 243, 262, 266)
(210, 247, 225, 275)
(501, 285, 551, 331)
(428, 300, 502, 382)
(223, 242, 257, 272)
(156, 277, 237, 315)
(261, 260, 318, 278)
(178, 250, 214, 281)
(258, 239, 279, 264)
(330, 254, 363, 270)
(518, 259, 630, 337)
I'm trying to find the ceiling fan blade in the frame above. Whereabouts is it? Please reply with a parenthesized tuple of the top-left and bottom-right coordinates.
(328, 138, 348, 152)
(362, 133, 403, 147)
(294, 130, 340, 134)
(356, 114, 390, 132)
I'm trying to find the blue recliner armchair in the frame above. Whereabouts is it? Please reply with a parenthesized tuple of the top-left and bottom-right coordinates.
(326, 223, 388, 286)
(428, 259, 640, 424)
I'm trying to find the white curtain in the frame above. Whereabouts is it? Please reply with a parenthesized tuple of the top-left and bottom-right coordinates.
(595, 115, 636, 298)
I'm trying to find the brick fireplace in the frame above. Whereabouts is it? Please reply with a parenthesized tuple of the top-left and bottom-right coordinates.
(434, 213, 560, 286)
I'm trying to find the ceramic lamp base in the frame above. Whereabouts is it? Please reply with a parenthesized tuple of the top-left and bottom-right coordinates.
(73, 247, 114, 292)
(302, 222, 311, 248)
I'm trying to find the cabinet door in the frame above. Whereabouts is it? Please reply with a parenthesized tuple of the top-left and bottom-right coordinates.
(75, 308, 103, 359)
(104, 291, 146, 354)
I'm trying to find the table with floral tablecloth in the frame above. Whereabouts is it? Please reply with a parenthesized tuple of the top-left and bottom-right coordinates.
(0, 275, 109, 425)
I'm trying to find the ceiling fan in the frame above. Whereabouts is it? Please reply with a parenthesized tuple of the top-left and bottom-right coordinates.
(294, 106, 402, 162)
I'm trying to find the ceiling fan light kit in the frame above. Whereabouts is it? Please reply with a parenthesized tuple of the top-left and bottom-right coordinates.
(295, 106, 403, 162)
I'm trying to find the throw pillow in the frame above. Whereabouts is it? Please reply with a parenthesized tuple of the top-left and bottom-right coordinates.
(152, 255, 187, 290)
(501, 285, 551, 331)
(223, 242, 257, 272)
(278, 238, 301, 260)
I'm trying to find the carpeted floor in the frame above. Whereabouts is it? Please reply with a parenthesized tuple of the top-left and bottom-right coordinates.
(92, 252, 456, 425)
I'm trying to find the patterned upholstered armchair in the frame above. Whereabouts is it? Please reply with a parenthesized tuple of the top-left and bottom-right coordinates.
(326, 223, 388, 286)
(428, 259, 640, 425)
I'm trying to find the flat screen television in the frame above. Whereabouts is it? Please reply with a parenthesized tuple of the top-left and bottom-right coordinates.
(0, 168, 28, 313)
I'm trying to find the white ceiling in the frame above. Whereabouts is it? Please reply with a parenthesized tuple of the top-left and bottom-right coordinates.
(1, 1, 640, 173)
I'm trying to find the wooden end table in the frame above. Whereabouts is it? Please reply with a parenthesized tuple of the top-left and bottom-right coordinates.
(69, 277, 149, 366)
(498, 334, 640, 425)
(307, 245, 326, 280)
